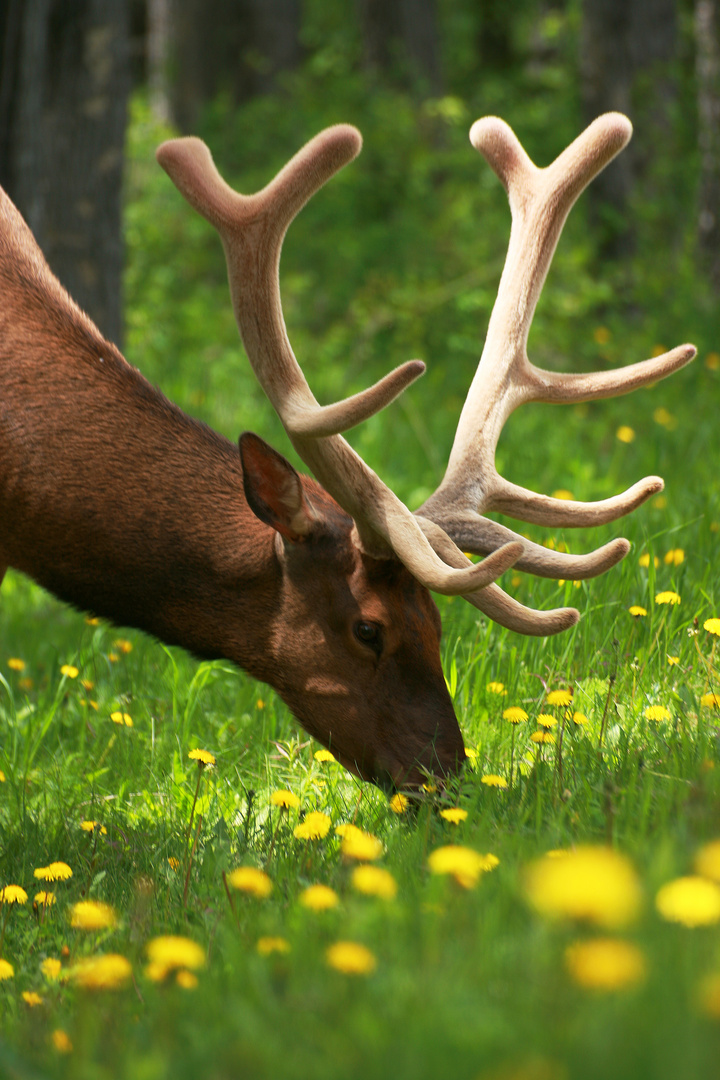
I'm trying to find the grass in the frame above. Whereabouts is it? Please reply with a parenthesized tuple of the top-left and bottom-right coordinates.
(2, 67, 720, 1077)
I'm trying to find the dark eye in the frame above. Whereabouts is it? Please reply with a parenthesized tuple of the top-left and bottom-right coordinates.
(354, 620, 382, 653)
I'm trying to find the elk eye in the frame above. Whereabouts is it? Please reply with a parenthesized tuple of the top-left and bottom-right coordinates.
(354, 620, 382, 652)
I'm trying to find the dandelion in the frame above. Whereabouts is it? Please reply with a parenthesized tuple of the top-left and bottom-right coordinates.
(176, 969, 198, 989)
(655, 591, 681, 606)
(389, 793, 408, 814)
(0, 959, 14, 980)
(629, 605, 648, 617)
(655, 876, 720, 927)
(664, 548, 684, 566)
(256, 699, 265, 709)
(81, 679, 94, 691)
(111, 711, 133, 727)
(227, 867, 273, 899)
(571, 712, 589, 726)
(524, 846, 642, 928)
(0, 771, 4, 782)
(653, 407, 677, 429)
(537, 714, 557, 729)
(531, 731, 555, 744)
(22, 991, 43, 1007)
(294, 811, 331, 840)
(340, 827, 383, 861)
(70, 900, 117, 931)
(440, 808, 468, 824)
(704, 618, 720, 636)
(314, 749, 336, 762)
(52, 1030, 72, 1054)
(503, 707, 528, 724)
(667, 656, 679, 666)
(695, 840, 720, 883)
(638, 553, 659, 569)
(547, 689, 572, 707)
(552, 489, 574, 500)
(326, 941, 376, 975)
(42, 958, 62, 980)
(616, 426, 635, 443)
(270, 790, 300, 810)
(481, 774, 508, 789)
(34, 862, 72, 882)
(34, 892, 56, 906)
(0, 885, 27, 905)
(167, 857, 180, 871)
(188, 748, 215, 766)
(565, 938, 646, 991)
(487, 682, 506, 696)
(257, 937, 291, 956)
(428, 846, 496, 889)
(706, 351, 720, 370)
(108, 652, 119, 662)
(60, 665, 78, 679)
(146, 936, 205, 974)
(81, 820, 107, 835)
(644, 705, 671, 722)
(701, 693, 720, 708)
(299, 884, 339, 911)
(654, 495, 667, 509)
(7, 658, 25, 671)
(113, 638, 133, 654)
(351, 865, 398, 900)
(71, 953, 132, 990)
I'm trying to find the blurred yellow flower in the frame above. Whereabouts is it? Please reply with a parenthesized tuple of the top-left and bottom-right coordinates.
(113, 638, 133, 654)
(653, 407, 677, 430)
(7, 658, 25, 671)
(695, 840, 720, 883)
(651, 344, 667, 357)
(188, 748, 214, 766)
(531, 731, 555, 744)
(51, 1030, 72, 1054)
(593, 326, 611, 344)
(616, 426, 635, 443)
(294, 811, 331, 840)
(638, 553, 659, 569)
(389, 793, 409, 814)
(146, 936, 205, 973)
(705, 351, 720, 371)
(60, 665, 78, 678)
(176, 970, 198, 989)
(565, 937, 646, 991)
(537, 714, 557, 729)
(35, 862, 72, 882)
(0, 959, 14, 980)
(257, 936, 291, 956)
(644, 705, 671, 722)
(440, 808, 468, 824)
(22, 991, 43, 1007)
(227, 867, 273, 898)
(340, 826, 383, 861)
(428, 846, 497, 889)
(503, 707, 528, 724)
(34, 891, 56, 906)
(81, 820, 106, 834)
(697, 973, 720, 1018)
(465, 747, 478, 763)
(326, 941, 376, 975)
(270, 789, 300, 809)
(0, 885, 27, 904)
(551, 489, 574, 500)
(628, 605, 647, 617)
(351, 865, 398, 900)
(299, 884, 339, 911)
(524, 846, 642, 928)
(704, 618, 720, 636)
(547, 690, 573, 706)
(664, 548, 684, 566)
(701, 693, 720, 709)
(571, 712, 589, 726)
(481, 774, 508, 788)
(314, 749, 336, 762)
(42, 958, 62, 980)
(487, 681, 506, 695)
(70, 901, 117, 931)
(655, 591, 681, 606)
(71, 954, 132, 990)
(111, 712, 133, 727)
(655, 876, 720, 926)
(667, 655, 679, 666)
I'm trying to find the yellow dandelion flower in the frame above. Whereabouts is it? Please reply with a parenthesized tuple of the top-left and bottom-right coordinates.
(655, 591, 681, 606)
(70, 900, 117, 931)
(389, 792, 409, 814)
(299, 884, 339, 911)
(667, 655, 679, 666)
(314, 749, 336, 762)
(7, 658, 25, 671)
(616, 426, 635, 443)
(638, 553, 658, 569)
(664, 548, 684, 566)
(655, 876, 720, 927)
(651, 344, 667, 356)
(22, 991, 43, 1007)
(481, 774, 508, 789)
(552, 489, 574, 500)
(644, 705, 671, 722)
(146, 936, 205, 971)
(72, 953, 132, 990)
(34, 891, 56, 906)
(701, 693, 720, 709)
(35, 862, 72, 882)
(653, 407, 676, 429)
(440, 808, 468, 824)
(174, 969, 198, 989)
(167, 856, 180, 871)
(531, 730, 555, 744)
(294, 811, 331, 840)
(706, 351, 720, 370)
(81, 820, 107, 835)
(503, 706, 528, 724)
(60, 665, 78, 679)
(113, 638, 133, 654)
(0, 885, 27, 904)
(654, 494, 667, 509)
(572, 712, 589, 726)
(51, 1029, 72, 1054)
(270, 789, 300, 809)
(42, 958, 62, 980)
(428, 845, 494, 889)
(351, 865, 398, 900)
(704, 618, 720, 636)
(695, 840, 720, 883)
(188, 748, 215, 766)
(537, 714, 557, 729)
(80, 679, 94, 691)
(697, 973, 720, 1018)
(257, 936, 291, 956)
(0, 770, 4, 782)
(110, 711, 133, 727)
(340, 827, 383, 861)
(628, 605, 647, 617)
(547, 689, 573, 706)
(227, 866, 273, 898)
(524, 846, 642, 928)
(593, 326, 611, 344)
(326, 941, 376, 975)
(565, 938, 646, 991)
(486, 681, 506, 695)
(0, 959, 14, 980)
(108, 652, 119, 662)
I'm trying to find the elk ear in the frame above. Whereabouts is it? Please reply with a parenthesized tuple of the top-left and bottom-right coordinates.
(239, 432, 316, 542)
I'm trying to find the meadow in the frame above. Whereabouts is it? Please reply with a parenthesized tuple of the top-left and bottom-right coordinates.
(2, 58, 720, 1079)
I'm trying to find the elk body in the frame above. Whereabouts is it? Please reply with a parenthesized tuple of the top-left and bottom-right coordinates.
(0, 113, 695, 790)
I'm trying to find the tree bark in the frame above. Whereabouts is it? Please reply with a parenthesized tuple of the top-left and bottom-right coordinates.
(695, 0, 720, 291)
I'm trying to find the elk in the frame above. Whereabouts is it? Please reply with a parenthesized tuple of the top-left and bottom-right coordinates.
(0, 112, 694, 790)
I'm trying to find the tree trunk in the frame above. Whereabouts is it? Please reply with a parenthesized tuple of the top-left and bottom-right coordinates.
(357, 0, 443, 94)
(695, 0, 720, 291)
(0, 0, 131, 347)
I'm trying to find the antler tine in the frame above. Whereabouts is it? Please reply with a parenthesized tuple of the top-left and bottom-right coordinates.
(157, 128, 523, 596)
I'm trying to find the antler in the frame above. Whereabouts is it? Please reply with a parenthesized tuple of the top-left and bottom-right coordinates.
(156, 127, 522, 597)
(415, 113, 696, 633)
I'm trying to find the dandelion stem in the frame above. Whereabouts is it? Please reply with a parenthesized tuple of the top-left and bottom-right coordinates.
(509, 724, 516, 788)
(221, 871, 241, 932)
(183, 814, 203, 908)
(0, 905, 9, 957)
(185, 763, 203, 847)
(598, 671, 616, 756)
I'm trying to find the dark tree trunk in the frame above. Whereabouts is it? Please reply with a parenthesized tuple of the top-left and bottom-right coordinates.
(0, 0, 131, 347)
(695, 0, 720, 291)
(357, 0, 443, 94)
